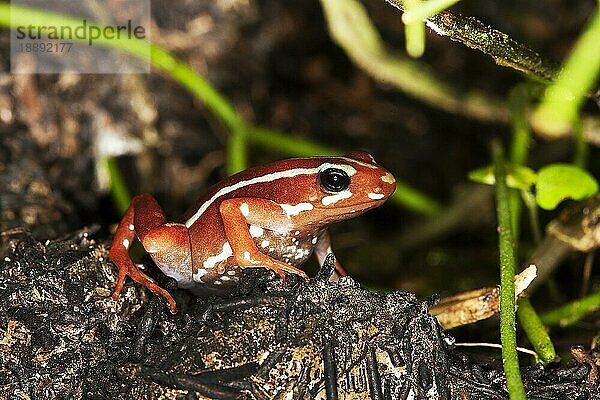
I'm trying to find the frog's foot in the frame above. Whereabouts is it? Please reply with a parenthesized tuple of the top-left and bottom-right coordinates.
(237, 251, 309, 282)
(111, 256, 178, 314)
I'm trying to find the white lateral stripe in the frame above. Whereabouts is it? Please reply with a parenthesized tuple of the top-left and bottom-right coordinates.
(184, 160, 370, 228)
(322, 190, 352, 206)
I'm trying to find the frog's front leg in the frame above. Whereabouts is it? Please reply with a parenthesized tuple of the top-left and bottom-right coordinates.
(109, 194, 191, 313)
(219, 198, 310, 281)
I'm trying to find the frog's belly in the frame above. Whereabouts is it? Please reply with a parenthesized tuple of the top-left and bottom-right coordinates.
(252, 228, 316, 267)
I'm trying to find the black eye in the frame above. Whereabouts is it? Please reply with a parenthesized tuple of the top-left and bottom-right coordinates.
(319, 168, 350, 192)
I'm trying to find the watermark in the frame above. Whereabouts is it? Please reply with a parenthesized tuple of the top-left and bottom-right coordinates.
(11, 0, 151, 74)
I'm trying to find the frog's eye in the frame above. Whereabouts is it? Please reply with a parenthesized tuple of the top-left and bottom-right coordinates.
(319, 168, 350, 192)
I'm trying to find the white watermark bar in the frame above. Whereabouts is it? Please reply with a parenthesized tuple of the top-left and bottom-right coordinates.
(11, 0, 151, 74)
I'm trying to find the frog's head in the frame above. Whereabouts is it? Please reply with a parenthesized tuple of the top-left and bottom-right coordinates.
(309, 151, 395, 220)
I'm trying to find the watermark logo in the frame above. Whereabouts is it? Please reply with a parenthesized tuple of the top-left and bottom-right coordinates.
(11, 0, 151, 74)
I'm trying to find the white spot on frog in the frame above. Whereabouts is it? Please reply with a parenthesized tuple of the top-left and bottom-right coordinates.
(322, 190, 352, 206)
(261, 240, 270, 248)
(368, 192, 385, 200)
(243, 251, 251, 260)
(195, 268, 208, 277)
(195, 257, 223, 284)
(201, 242, 233, 270)
(128, 224, 135, 231)
(380, 172, 395, 184)
(221, 276, 231, 281)
(240, 203, 250, 217)
(311, 237, 318, 244)
(280, 202, 314, 216)
(122, 238, 130, 249)
(249, 225, 264, 238)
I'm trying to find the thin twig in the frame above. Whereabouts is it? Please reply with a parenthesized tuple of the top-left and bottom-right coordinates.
(384, 0, 559, 81)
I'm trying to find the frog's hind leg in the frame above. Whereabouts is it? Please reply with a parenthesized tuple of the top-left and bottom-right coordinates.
(109, 194, 191, 313)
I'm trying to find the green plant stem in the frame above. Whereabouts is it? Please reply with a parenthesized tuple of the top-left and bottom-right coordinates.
(104, 158, 131, 215)
(541, 288, 600, 327)
(149, 44, 250, 174)
(572, 117, 588, 168)
(521, 189, 542, 245)
(517, 297, 557, 364)
(508, 86, 531, 239)
(532, 7, 600, 137)
(404, 0, 426, 57)
(493, 141, 526, 400)
(508, 87, 555, 364)
(508, 87, 531, 170)
(227, 126, 249, 174)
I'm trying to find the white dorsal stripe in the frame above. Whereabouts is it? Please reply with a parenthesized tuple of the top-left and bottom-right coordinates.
(185, 166, 318, 227)
(184, 160, 371, 227)
(340, 156, 379, 169)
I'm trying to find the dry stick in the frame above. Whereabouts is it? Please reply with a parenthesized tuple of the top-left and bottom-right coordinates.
(384, 0, 559, 81)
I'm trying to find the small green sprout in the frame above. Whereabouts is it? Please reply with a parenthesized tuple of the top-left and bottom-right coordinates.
(470, 162, 598, 210)
(468, 163, 537, 190)
(535, 164, 599, 210)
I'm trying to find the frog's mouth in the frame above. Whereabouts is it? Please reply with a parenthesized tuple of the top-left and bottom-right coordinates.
(315, 199, 385, 215)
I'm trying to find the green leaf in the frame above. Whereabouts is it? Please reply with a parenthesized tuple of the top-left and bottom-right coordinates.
(535, 164, 599, 210)
(469, 163, 537, 190)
